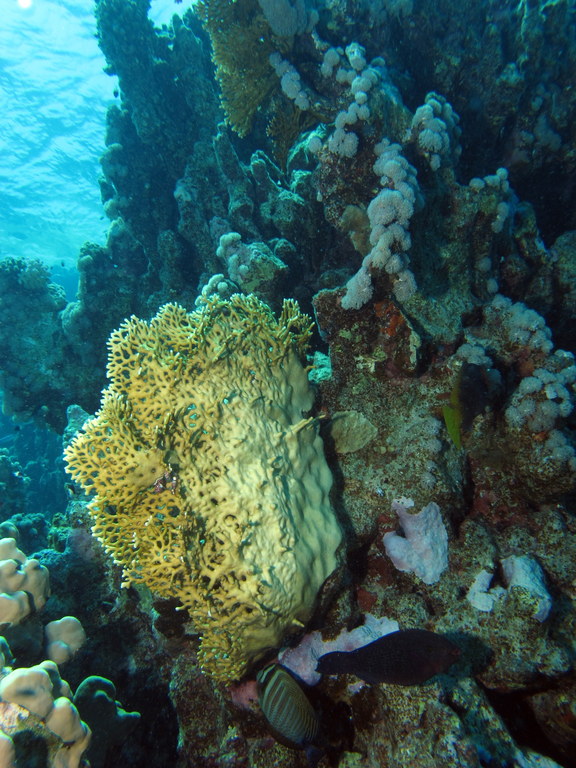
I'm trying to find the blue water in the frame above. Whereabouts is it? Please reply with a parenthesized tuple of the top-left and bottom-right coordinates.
(0, 0, 179, 280)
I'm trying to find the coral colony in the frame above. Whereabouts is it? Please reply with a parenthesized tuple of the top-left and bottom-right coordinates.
(0, 0, 575, 766)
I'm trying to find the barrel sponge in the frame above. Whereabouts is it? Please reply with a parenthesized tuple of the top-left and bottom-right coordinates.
(64, 294, 342, 682)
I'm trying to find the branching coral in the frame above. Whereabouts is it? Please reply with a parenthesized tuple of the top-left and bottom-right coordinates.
(64, 294, 342, 682)
(196, 0, 289, 137)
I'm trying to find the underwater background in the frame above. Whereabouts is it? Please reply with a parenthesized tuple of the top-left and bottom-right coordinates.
(0, 0, 575, 766)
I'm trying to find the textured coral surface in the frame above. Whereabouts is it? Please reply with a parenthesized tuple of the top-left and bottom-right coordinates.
(64, 295, 342, 682)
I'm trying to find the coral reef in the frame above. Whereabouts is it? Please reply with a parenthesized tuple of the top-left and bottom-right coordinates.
(0, 0, 574, 766)
(0, 638, 139, 768)
(0, 450, 28, 522)
(0, 259, 84, 431)
(0, 657, 91, 768)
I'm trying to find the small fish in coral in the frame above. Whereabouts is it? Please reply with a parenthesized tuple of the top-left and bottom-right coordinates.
(65, 482, 77, 497)
(257, 663, 324, 767)
(316, 628, 460, 685)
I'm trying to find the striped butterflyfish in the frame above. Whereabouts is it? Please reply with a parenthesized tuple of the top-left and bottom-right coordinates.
(257, 663, 322, 754)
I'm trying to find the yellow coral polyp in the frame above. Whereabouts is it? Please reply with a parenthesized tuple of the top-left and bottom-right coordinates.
(64, 294, 342, 682)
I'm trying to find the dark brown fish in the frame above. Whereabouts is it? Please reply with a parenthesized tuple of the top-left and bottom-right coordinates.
(316, 628, 460, 685)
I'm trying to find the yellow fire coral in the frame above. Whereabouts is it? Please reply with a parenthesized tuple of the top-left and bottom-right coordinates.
(196, 0, 290, 137)
(64, 294, 342, 682)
